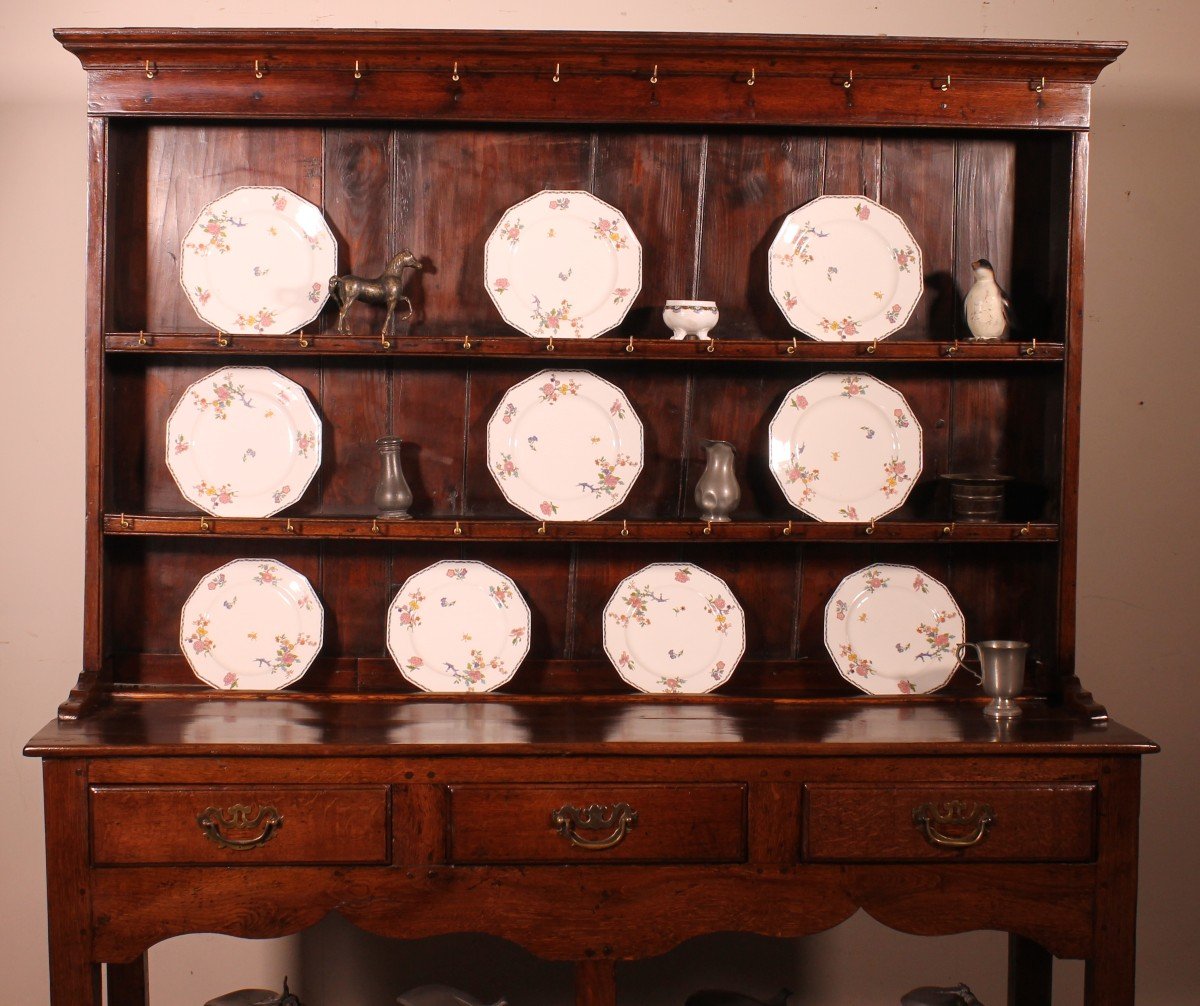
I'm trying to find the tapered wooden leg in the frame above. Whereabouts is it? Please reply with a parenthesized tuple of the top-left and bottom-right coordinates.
(107, 954, 149, 1006)
(44, 760, 102, 1006)
(1008, 934, 1052, 1006)
(1084, 758, 1142, 1006)
(575, 959, 617, 1006)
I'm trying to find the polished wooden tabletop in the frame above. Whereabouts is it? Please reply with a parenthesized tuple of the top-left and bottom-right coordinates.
(26, 696, 1156, 758)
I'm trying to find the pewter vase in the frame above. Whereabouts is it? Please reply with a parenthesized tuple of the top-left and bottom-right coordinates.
(695, 440, 740, 522)
(375, 436, 413, 519)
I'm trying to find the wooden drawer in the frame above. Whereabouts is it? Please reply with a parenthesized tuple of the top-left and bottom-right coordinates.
(804, 783, 1096, 862)
(448, 784, 746, 864)
(90, 786, 390, 865)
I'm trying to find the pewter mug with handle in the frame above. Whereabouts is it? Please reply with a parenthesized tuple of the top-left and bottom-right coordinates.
(956, 640, 1028, 719)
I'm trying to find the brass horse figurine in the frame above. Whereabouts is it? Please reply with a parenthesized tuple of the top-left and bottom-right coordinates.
(329, 250, 423, 337)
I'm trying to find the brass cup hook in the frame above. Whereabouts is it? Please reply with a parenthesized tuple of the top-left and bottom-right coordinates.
(865, 519, 877, 535)
(552, 63, 561, 83)
(705, 338, 716, 353)
(254, 59, 265, 80)
(452, 61, 460, 82)
(546, 333, 556, 352)
(1033, 76, 1046, 94)
(747, 67, 756, 87)
(621, 520, 630, 537)
(843, 70, 854, 89)
(626, 334, 635, 354)
(650, 64, 658, 85)
(354, 60, 362, 80)
(786, 336, 797, 355)
(939, 75, 951, 92)
(145, 60, 157, 79)
(216, 331, 229, 348)
(782, 520, 793, 536)
(298, 330, 309, 348)
(538, 521, 547, 535)
(453, 520, 463, 536)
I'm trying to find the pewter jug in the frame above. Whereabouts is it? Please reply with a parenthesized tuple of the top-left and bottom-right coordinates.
(375, 436, 414, 519)
(695, 440, 740, 522)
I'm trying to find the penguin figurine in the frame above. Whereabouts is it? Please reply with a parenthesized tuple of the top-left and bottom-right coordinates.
(964, 258, 1010, 341)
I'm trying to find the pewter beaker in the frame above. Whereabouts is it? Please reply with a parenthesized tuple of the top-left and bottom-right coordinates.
(956, 640, 1028, 718)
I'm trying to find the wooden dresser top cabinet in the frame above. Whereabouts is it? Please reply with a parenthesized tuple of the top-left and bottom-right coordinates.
(27, 28, 1155, 1006)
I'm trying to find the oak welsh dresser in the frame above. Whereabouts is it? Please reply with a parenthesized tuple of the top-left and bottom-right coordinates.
(27, 29, 1157, 1006)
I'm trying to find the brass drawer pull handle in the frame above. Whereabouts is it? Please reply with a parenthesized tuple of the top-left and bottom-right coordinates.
(197, 804, 284, 851)
(912, 800, 995, 849)
(550, 802, 638, 851)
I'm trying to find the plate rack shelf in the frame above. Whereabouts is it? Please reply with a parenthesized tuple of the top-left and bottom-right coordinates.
(26, 28, 1155, 1006)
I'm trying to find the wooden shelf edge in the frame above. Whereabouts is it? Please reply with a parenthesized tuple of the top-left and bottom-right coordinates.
(102, 514, 1060, 542)
(104, 332, 1065, 362)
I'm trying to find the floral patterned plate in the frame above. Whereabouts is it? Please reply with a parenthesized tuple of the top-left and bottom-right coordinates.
(484, 189, 642, 339)
(166, 366, 321, 518)
(824, 563, 965, 696)
(386, 560, 531, 693)
(603, 563, 745, 695)
(768, 195, 922, 341)
(768, 372, 922, 522)
(179, 185, 336, 335)
(487, 369, 643, 521)
(180, 558, 324, 691)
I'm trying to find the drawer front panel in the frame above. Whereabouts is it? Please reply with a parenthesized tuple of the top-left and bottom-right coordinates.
(448, 784, 746, 864)
(804, 783, 1096, 862)
(91, 786, 390, 865)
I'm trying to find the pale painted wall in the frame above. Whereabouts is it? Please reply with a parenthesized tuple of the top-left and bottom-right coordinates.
(2, 2, 1195, 1003)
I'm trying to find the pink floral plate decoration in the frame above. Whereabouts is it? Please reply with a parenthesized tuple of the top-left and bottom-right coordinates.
(180, 185, 337, 336)
(823, 563, 965, 696)
(602, 563, 745, 695)
(386, 560, 531, 694)
(487, 369, 643, 521)
(484, 189, 642, 339)
(179, 558, 324, 691)
(768, 372, 922, 523)
(166, 366, 322, 518)
(768, 195, 923, 342)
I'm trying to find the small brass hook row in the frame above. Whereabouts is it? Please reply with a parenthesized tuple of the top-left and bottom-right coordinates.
(145, 60, 157, 80)
(1023, 338, 1038, 357)
(650, 64, 659, 85)
(254, 59, 265, 80)
(626, 334, 636, 353)
(747, 67, 756, 86)
(938, 75, 951, 92)
(621, 519, 630, 537)
(552, 63, 561, 83)
(453, 520, 463, 536)
(782, 520, 793, 536)
(119, 513, 131, 529)
(786, 336, 797, 355)
(452, 61, 460, 82)
(546, 333, 556, 352)
(843, 70, 854, 89)
(371, 518, 381, 534)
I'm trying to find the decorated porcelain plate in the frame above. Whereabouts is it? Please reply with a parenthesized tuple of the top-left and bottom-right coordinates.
(386, 560, 531, 693)
(166, 367, 322, 518)
(768, 372, 922, 522)
(824, 563, 965, 696)
(484, 189, 642, 339)
(180, 559, 324, 691)
(179, 185, 337, 335)
(603, 563, 745, 695)
(487, 369, 643, 521)
(768, 195, 922, 341)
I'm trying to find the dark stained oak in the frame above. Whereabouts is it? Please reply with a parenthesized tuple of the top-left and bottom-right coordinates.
(32, 28, 1153, 1006)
